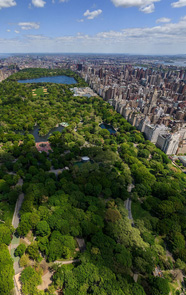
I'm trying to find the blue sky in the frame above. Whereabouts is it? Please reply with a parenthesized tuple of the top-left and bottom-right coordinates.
(0, 0, 186, 54)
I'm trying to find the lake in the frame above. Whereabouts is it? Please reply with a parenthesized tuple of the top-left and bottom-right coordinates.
(18, 75, 77, 84)
(17, 125, 64, 143)
(100, 123, 116, 134)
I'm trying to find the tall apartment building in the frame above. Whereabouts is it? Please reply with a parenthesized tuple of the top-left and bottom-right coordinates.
(156, 133, 180, 155)
(144, 124, 167, 144)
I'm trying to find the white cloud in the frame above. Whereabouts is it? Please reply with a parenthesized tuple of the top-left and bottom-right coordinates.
(171, 0, 186, 7)
(24, 17, 186, 53)
(32, 0, 46, 7)
(77, 19, 84, 22)
(111, 0, 160, 13)
(2, 16, 186, 54)
(139, 3, 154, 13)
(18, 22, 40, 30)
(59, 0, 69, 2)
(0, 0, 16, 9)
(14, 30, 19, 34)
(156, 17, 171, 23)
(6, 29, 11, 32)
(84, 9, 102, 19)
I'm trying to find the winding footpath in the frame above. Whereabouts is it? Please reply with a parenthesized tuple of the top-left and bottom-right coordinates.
(9, 179, 24, 295)
(125, 183, 135, 225)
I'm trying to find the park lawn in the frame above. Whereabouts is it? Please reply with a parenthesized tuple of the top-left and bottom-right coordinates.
(32, 87, 48, 97)
(169, 281, 182, 295)
(25, 230, 34, 243)
(132, 201, 151, 220)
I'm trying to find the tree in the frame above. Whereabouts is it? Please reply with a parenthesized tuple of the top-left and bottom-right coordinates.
(130, 283, 146, 295)
(149, 277, 170, 295)
(29, 212, 40, 228)
(19, 254, 30, 268)
(17, 220, 31, 237)
(36, 221, 51, 237)
(26, 242, 41, 261)
(157, 200, 175, 217)
(115, 244, 132, 268)
(105, 208, 121, 223)
(0, 225, 12, 245)
(0, 244, 14, 295)
(138, 149, 150, 159)
(170, 232, 185, 253)
(20, 266, 42, 295)
(0, 179, 9, 193)
(14, 243, 26, 257)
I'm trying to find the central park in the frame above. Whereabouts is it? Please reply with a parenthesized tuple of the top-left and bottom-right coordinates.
(0, 68, 186, 295)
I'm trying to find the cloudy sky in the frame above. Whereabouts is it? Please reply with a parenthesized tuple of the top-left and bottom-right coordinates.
(0, 0, 186, 54)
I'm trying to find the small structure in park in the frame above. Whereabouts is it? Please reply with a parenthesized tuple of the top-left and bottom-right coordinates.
(74, 156, 91, 167)
(35, 142, 52, 153)
(76, 238, 86, 253)
(59, 122, 69, 127)
(81, 156, 90, 163)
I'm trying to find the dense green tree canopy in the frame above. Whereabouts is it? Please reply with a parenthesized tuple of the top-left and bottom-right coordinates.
(1, 68, 186, 295)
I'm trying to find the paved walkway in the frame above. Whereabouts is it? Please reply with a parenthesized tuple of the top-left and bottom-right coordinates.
(125, 198, 133, 221)
(38, 271, 53, 291)
(54, 259, 80, 265)
(125, 184, 135, 225)
(49, 167, 69, 176)
(12, 193, 24, 229)
(9, 179, 24, 295)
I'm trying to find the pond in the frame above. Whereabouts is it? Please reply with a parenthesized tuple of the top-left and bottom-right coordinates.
(74, 160, 94, 167)
(18, 75, 77, 84)
(17, 125, 64, 143)
(100, 123, 116, 134)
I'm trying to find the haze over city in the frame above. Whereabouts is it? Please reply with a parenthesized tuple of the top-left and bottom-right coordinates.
(0, 0, 186, 54)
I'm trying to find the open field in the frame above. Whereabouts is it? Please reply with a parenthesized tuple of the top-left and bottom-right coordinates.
(32, 87, 48, 97)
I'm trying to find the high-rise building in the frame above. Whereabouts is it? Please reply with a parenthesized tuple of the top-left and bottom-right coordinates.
(156, 133, 180, 155)
(77, 64, 83, 71)
(144, 124, 167, 144)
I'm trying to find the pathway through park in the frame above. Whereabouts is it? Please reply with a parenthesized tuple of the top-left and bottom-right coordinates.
(125, 183, 135, 225)
(9, 179, 24, 295)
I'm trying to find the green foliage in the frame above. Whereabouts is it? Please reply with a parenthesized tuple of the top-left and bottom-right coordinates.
(17, 220, 32, 237)
(20, 266, 42, 295)
(0, 244, 14, 294)
(26, 242, 41, 262)
(149, 277, 170, 295)
(19, 254, 30, 267)
(105, 208, 122, 223)
(48, 231, 76, 261)
(14, 243, 27, 257)
(36, 221, 51, 237)
(1, 68, 186, 295)
(115, 244, 132, 268)
(0, 225, 12, 245)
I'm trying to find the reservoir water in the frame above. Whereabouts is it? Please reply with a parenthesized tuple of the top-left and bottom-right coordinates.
(100, 123, 116, 134)
(18, 75, 77, 84)
(17, 75, 75, 141)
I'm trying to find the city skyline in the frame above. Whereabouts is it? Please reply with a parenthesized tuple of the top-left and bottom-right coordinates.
(0, 0, 186, 54)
